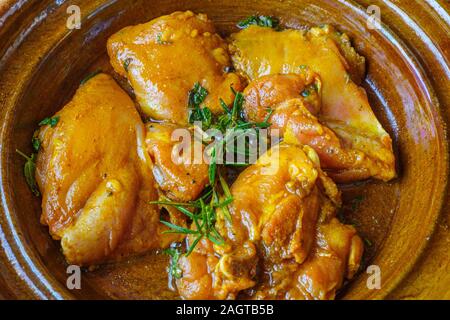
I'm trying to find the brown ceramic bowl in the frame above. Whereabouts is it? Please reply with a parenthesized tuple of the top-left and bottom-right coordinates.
(0, 0, 449, 299)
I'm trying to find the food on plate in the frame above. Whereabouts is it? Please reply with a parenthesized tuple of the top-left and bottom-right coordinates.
(16, 11, 396, 299)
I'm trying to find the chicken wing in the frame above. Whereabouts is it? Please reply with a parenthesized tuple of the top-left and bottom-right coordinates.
(230, 25, 395, 182)
(36, 73, 180, 266)
(107, 10, 243, 125)
(175, 144, 363, 299)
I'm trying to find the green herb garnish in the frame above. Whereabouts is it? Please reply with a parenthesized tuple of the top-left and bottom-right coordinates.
(237, 15, 280, 29)
(32, 137, 40, 152)
(363, 237, 373, 247)
(152, 182, 232, 256)
(156, 87, 272, 256)
(189, 82, 209, 107)
(156, 33, 172, 45)
(163, 246, 183, 279)
(123, 58, 132, 72)
(312, 82, 320, 92)
(16, 149, 40, 197)
(188, 83, 213, 129)
(202, 90, 272, 184)
(39, 116, 60, 128)
(32, 129, 41, 152)
(208, 147, 217, 185)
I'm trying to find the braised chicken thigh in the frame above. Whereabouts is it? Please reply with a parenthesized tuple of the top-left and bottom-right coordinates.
(107, 11, 243, 125)
(146, 122, 209, 202)
(35, 74, 179, 266)
(243, 74, 393, 182)
(175, 144, 363, 299)
(230, 25, 396, 182)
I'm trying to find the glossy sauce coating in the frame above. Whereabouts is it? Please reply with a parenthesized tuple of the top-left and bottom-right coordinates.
(36, 74, 180, 266)
(107, 11, 243, 125)
(146, 122, 209, 202)
(230, 25, 396, 182)
(243, 74, 394, 182)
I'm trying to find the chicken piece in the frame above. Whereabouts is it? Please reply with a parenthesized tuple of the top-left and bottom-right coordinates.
(230, 25, 396, 182)
(145, 122, 209, 202)
(107, 10, 243, 125)
(255, 218, 364, 300)
(175, 144, 362, 300)
(243, 72, 322, 118)
(243, 74, 393, 181)
(36, 73, 180, 266)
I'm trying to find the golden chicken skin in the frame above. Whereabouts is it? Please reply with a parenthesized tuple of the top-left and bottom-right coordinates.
(243, 72, 322, 118)
(107, 10, 243, 125)
(175, 144, 363, 300)
(243, 74, 394, 182)
(35, 74, 180, 266)
(145, 122, 209, 202)
(230, 25, 396, 182)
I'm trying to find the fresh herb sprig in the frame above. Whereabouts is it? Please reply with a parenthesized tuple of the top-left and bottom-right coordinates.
(188, 82, 212, 128)
(157, 84, 272, 257)
(163, 245, 183, 279)
(32, 135, 41, 152)
(31, 116, 60, 152)
(15, 149, 40, 196)
(205, 89, 272, 182)
(188, 83, 272, 182)
(152, 180, 232, 256)
(18, 114, 62, 196)
(39, 116, 60, 128)
(237, 15, 280, 29)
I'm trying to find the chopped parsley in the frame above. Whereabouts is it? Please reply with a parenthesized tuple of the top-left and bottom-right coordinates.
(39, 116, 60, 128)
